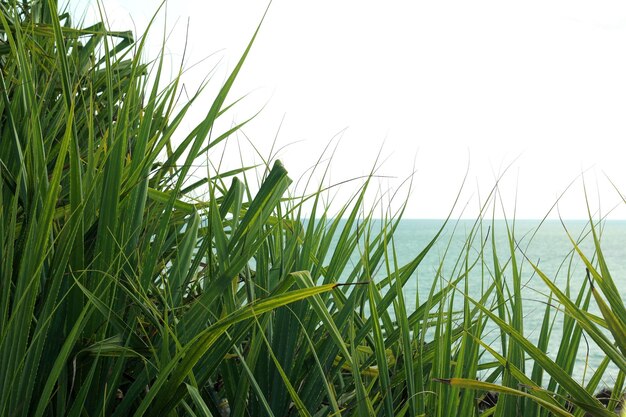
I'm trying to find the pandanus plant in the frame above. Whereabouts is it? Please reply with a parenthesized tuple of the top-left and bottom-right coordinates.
(6, 2, 624, 417)
(0, 1, 342, 415)
(0, 1, 451, 416)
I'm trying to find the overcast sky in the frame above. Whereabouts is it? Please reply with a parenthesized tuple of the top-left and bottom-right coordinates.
(67, 1, 626, 219)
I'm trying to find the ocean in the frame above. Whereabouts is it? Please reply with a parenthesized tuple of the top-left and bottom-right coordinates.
(331, 218, 626, 385)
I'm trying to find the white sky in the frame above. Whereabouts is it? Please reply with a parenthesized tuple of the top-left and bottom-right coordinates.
(67, 1, 626, 219)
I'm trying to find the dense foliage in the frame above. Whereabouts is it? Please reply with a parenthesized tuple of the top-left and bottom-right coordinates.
(0, 1, 624, 416)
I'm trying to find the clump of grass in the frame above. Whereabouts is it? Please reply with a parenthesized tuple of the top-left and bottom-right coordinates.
(0, 1, 336, 415)
(1, 2, 624, 417)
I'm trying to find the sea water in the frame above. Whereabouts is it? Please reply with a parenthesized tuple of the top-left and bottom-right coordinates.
(328, 218, 626, 385)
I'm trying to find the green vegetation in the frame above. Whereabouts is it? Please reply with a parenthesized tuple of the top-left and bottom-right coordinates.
(0, 1, 624, 416)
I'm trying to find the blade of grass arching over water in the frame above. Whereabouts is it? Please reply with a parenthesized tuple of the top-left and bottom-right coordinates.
(462, 289, 618, 417)
(563, 217, 626, 356)
(469, 329, 565, 410)
(566, 222, 626, 315)
(561, 220, 626, 339)
(527, 258, 626, 374)
(580, 182, 626, 317)
(589, 275, 626, 356)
